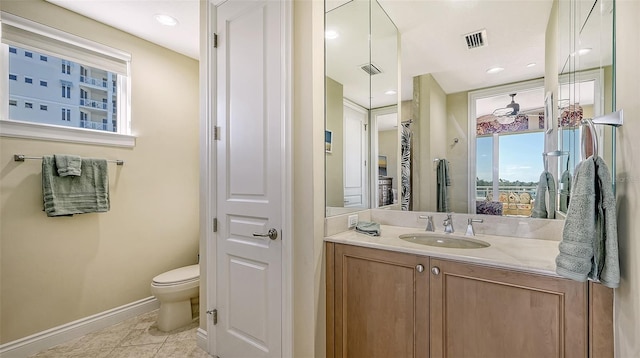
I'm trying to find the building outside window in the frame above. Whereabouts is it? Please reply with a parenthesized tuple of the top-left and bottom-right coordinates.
(1, 12, 132, 146)
(61, 108, 71, 121)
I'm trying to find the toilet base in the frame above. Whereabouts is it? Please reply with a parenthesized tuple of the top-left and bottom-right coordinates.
(157, 299, 193, 332)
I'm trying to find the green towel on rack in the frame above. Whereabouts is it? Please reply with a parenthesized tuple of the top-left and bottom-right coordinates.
(531, 171, 556, 219)
(436, 159, 451, 212)
(54, 154, 82, 177)
(42, 156, 110, 217)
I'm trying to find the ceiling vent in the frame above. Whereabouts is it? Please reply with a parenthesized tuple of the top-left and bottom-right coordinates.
(360, 63, 383, 75)
(463, 29, 488, 50)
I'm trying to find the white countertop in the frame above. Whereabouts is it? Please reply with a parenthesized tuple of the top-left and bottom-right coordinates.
(325, 225, 562, 277)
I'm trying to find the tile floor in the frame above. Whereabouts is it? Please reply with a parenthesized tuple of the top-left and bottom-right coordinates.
(30, 310, 212, 358)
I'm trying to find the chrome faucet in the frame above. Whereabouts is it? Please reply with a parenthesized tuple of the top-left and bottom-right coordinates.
(465, 218, 484, 236)
(443, 213, 454, 233)
(418, 215, 435, 232)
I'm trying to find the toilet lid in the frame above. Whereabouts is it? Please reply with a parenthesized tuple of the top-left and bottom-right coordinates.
(153, 264, 199, 285)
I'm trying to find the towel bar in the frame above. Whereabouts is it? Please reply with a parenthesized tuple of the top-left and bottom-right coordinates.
(13, 154, 124, 166)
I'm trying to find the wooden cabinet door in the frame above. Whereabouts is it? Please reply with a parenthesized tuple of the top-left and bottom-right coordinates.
(328, 243, 429, 358)
(429, 258, 588, 358)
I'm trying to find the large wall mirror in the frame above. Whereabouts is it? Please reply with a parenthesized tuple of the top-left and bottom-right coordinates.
(325, 0, 615, 219)
(325, 0, 399, 216)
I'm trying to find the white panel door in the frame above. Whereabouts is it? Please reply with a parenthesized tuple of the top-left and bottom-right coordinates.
(216, 0, 283, 357)
(343, 101, 368, 207)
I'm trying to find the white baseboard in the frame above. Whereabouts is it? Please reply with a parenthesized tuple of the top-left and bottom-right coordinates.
(196, 327, 208, 353)
(0, 296, 159, 358)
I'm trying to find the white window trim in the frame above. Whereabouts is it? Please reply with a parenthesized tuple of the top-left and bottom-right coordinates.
(0, 12, 135, 148)
(1, 119, 135, 147)
(467, 78, 545, 213)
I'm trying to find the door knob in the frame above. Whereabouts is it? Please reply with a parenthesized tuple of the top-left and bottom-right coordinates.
(431, 266, 440, 275)
(253, 228, 278, 240)
(416, 264, 424, 273)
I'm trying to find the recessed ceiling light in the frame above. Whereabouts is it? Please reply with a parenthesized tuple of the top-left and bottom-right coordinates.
(325, 30, 339, 39)
(154, 14, 179, 27)
(486, 66, 504, 74)
(385, 90, 397, 95)
(526, 63, 536, 68)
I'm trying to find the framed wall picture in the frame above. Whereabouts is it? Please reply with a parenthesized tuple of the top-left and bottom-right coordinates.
(544, 91, 553, 134)
(378, 155, 387, 177)
(325, 130, 333, 153)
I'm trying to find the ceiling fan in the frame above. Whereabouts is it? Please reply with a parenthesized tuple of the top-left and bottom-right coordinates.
(492, 93, 520, 117)
(491, 93, 543, 124)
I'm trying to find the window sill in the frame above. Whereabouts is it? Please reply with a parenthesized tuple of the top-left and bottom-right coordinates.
(0, 119, 136, 147)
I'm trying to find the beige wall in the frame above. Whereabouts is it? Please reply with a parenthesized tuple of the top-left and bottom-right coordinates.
(378, 129, 398, 195)
(614, 0, 640, 356)
(445, 92, 469, 213)
(325, 77, 344, 207)
(0, 0, 200, 344)
(412, 74, 447, 212)
(292, 0, 326, 356)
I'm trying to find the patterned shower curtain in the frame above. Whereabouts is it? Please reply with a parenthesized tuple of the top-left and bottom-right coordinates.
(401, 122, 412, 211)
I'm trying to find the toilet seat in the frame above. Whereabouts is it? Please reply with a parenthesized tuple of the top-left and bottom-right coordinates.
(152, 264, 199, 286)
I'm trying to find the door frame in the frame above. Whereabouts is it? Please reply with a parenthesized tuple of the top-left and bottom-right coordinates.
(199, 0, 293, 356)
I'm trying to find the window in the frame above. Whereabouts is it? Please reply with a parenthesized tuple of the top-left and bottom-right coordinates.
(9, 100, 17, 106)
(9, 46, 16, 54)
(24, 51, 32, 58)
(40, 104, 48, 111)
(9, 74, 17, 81)
(61, 61, 71, 74)
(470, 79, 545, 216)
(1, 12, 133, 147)
(61, 85, 71, 98)
(61, 108, 71, 121)
(25, 102, 33, 109)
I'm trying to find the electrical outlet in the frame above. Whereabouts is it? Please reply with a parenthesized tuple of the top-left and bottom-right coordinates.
(348, 214, 358, 229)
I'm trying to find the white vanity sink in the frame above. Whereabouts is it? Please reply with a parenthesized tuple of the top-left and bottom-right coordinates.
(399, 233, 491, 249)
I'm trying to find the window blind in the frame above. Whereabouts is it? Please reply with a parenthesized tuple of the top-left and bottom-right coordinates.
(1, 12, 130, 76)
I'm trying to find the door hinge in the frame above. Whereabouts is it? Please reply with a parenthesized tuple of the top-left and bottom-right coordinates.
(213, 218, 218, 232)
(213, 33, 218, 48)
(207, 309, 218, 325)
(214, 126, 221, 140)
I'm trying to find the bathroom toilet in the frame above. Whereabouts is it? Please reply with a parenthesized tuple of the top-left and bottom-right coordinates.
(150, 264, 200, 332)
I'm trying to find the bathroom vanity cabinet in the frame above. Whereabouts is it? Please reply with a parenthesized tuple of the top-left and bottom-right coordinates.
(326, 242, 613, 358)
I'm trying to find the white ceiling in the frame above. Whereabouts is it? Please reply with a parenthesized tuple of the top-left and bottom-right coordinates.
(46, 0, 200, 60)
(46, 0, 611, 111)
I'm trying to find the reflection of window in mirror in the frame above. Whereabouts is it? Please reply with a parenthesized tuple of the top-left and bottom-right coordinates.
(471, 81, 545, 217)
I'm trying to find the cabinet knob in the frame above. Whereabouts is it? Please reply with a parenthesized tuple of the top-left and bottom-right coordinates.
(431, 266, 440, 275)
(416, 264, 425, 273)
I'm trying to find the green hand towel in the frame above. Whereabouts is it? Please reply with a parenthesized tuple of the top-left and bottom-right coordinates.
(531, 171, 556, 219)
(42, 156, 110, 217)
(54, 154, 82, 177)
(355, 221, 381, 236)
(556, 156, 619, 288)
